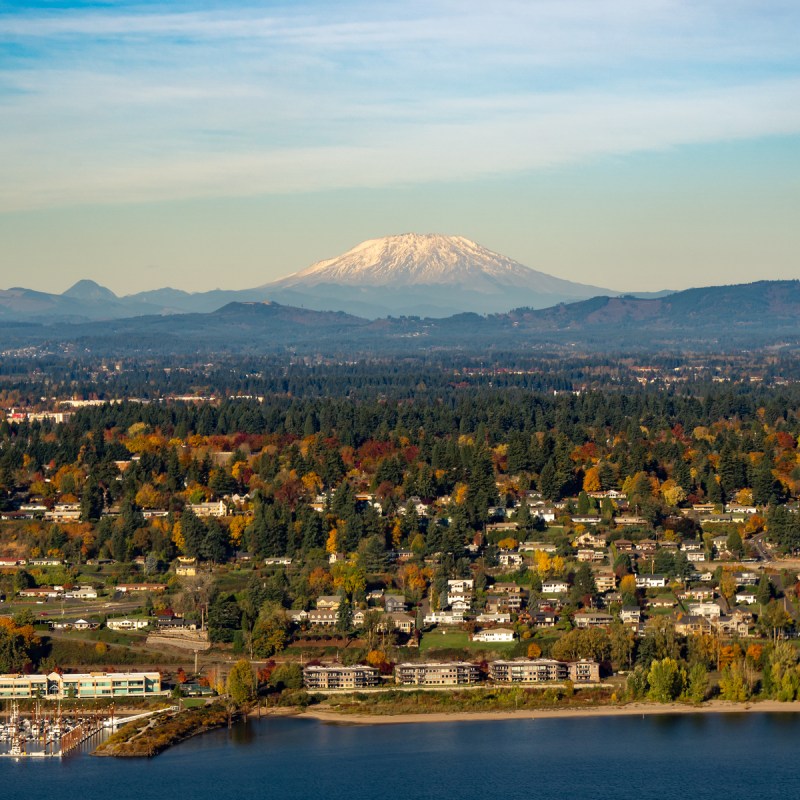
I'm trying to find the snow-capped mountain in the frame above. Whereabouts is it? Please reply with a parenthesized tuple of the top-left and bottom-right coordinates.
(263, 233, 615, 316)
(0, 234, 622, 322)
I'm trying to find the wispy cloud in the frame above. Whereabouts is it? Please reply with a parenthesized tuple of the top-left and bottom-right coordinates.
(1, 0, 799, 210)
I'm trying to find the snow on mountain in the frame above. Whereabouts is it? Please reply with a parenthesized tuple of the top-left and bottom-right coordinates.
(267, 233, 611, 298)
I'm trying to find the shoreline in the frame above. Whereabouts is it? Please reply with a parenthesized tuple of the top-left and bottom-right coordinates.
(299, 700, 800, 726)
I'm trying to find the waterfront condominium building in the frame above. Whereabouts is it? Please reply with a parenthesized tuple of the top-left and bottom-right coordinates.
(0, 671, 163, 699)
(394, 661, 481, 686)
(489, 658, 600, 684)
(302, 665, 380, 690)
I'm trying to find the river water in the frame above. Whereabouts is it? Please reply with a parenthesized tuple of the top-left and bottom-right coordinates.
(3, 713, 800, 800)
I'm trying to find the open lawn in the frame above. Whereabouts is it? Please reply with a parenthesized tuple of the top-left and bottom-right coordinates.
(419, 629, 520, 654)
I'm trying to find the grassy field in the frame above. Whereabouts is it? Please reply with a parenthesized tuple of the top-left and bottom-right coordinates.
(419, 629, 520, 654)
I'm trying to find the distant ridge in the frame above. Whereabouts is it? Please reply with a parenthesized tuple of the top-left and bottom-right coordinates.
(0, 280, 796, 355)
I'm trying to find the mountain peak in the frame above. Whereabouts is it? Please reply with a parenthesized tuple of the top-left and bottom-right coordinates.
(271, 233, 581, 291)
(62, 279, 118, 301)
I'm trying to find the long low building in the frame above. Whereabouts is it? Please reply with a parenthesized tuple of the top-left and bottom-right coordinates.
(395, 662, 481, 686)
(0, 671, 163, 699)
(303, 665, 379, 690)
(490, 658, 601, 684)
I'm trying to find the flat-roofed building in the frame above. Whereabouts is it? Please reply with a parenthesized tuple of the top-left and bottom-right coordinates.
(568, 659, 601, 683)
(395, 661, 480, 686)
(302, 665, 379, 690)
(490, 658, 568, 683)
(0, 671, 162, 699)
(490, 658, 601, 684)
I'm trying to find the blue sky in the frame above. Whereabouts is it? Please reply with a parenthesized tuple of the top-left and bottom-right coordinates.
(1, 0, 799, 294)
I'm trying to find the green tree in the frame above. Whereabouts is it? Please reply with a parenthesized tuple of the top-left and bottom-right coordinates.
(226, 658, 256, 706)
(270, 662, 304, 691)
(609, 621, 635, 670)
(251, 607, 290, 657)
(80, 473, 105, 522)
(718, 662, 750, 702)
(647, 657, 684, 703)
(755, 574, 774, 606)
(686, 662, 708, 703)
(626, 665, 649, 699)
(336, 598, 354, 637)
(760, 600, 793, 641)
(726, 529, 744, 559)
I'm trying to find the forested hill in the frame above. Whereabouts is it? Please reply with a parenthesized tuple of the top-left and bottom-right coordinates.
(2, 280, 798, 355)
(505, 280, 800, 331)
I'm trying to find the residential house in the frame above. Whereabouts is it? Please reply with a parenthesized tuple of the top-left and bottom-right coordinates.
(577, 549, 605, 563)
(384, 595, 407, 614)
(648, 595, 677, 609)
(471, 628, 515, 643)
(116, 583, 166, 593)
(64, 585, 98, 600)
(18, 587, 62, 600)
(688, 602, 722, 618)
(674, 615, 710, 636)
(476, 612, 512, 624)
(635, 574, 668, 589)
(308, 610, 338, 627)
(107, 618, 151, 631)
(593, 572, 616, 593)
(498, 551, 524, 569)
(44, 504, 81, 522)
(615, 516, 648, 526)
(576, 531, 607, 548)
(619, 606, 642, 624)
(51, 618, 99, 631)
(519, 541, 557, 553)
(573, 611, 613, 629)
(188, 500, 227, 518)
(423, 611, 464, 625)
(378, 612, 416, 635)
(176, 557, 198, 576)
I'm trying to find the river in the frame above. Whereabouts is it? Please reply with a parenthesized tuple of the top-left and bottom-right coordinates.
(3, 713, 799, 800)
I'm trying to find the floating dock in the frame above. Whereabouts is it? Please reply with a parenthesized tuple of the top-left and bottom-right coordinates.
(0, 700, 107, 758)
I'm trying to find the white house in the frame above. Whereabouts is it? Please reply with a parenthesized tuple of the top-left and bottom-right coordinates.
(423, 611, 464, 625)
(498, 551, 524, 568)
(471, 628, 515, 643)
(64, 586, 98, 600)
(106, 618, 151, 631)
(635, 574, 668, 589)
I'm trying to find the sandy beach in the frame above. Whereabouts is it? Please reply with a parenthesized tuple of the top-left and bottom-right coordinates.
(300, 700, 800, 726)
